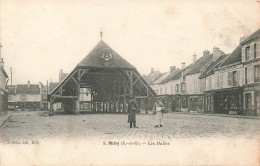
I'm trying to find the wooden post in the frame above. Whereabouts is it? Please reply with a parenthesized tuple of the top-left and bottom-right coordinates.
(49, 97, 54, 116)
(130, 70, 133, 96)
(76, 69, 81, 114)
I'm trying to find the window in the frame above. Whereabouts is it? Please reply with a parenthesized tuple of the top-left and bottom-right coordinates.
(8, 95, 12, 100)
(216, 75, 220, 88)
(176, 84, 179, 93)
(20, 95, 27, 100)
(245, 68, 248, 84)
(220, 74, 223, 88)
(245, 93, 251, 108)
(181, 83, 186, 92)
(233, 71, 237, 86)
(254, 44, 257, 59)
(194, 80, 197, 92)
(208, 77, 212, 90)
(245, 46, 250, 61)
(254, 65, 260, 82)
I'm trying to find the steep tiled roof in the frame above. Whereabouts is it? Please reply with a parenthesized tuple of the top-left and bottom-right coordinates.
(144, 70, 161, 85)
(77, 40, 135, 69)
(219, 46, 241, 68)
(16, 84, 40, 94)
(153, 72, 170, 84)
(186, 54, 213, 75)
(7, 85, 16, 94)
(1, 67, 8, 78)
(241, 28, 260, 44)
(161, 69, 182, 84)
(199, 54, 228, 78)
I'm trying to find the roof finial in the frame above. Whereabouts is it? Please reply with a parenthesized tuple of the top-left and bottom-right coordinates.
(100, 28, 103, 40)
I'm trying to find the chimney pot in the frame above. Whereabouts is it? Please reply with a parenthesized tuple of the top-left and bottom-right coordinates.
(28, 81, 30, 87)
(213, 46, 223, 61)
(192, 54, 197, 63)
(151, 67, 154, 73)
(170, 66, 176, 73)
(181, 62, 185, 69)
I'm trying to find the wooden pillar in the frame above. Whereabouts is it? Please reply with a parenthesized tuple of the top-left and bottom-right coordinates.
(49, 96, 54, 116)
(76, 69, 81, 114)
(123, 80, 127, 113)
(130, 70, 133, 96)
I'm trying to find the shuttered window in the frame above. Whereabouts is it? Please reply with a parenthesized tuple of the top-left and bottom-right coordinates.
(254, 65, 260, 82)
(242, 47, 245, 62)
(220, 74, 223, 88)
(241, 68, 245, 85)
(250, 66, 254, 84)
(237, 70, 240, 86)
(256, 43, 260, 58)
(216, 75, 220, 88)
(245, 46, 250, 61)
(228, 72, 233, 86)
(250, 44, 254, 60)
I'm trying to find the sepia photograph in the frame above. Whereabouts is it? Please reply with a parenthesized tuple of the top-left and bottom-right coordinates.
(0, 0, 259, 165)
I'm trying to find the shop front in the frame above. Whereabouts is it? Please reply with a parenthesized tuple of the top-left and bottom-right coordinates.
(243, 83, 260, 116)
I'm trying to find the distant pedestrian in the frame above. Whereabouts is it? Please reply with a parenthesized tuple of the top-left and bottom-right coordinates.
(128, 97, 138, 128)
(153, 98, 164, 128)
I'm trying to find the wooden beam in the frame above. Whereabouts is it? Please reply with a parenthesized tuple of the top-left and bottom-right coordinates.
(51, 95, 78, 98)
(72, 76, 78, 84)
(59, 69, 78, 90)
(133, 72, 152, 96)
(80, 68, 89, 78)
(133, 76, 140, 86)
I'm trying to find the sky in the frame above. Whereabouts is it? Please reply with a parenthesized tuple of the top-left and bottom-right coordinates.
(1, 0, 260, 85)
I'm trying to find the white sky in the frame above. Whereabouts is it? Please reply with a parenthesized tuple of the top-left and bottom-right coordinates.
(1, 0, 260, 85)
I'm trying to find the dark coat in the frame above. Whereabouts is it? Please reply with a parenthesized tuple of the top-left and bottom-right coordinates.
(128, 101, 137, 123)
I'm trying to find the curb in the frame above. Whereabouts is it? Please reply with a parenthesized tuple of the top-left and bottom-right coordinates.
(169, 111, 259, 120)
(0, 114, 12, 128)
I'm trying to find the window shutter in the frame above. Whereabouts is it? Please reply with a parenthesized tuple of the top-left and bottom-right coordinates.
(242, 47, 245, 62)
(250, 66, 254, 83)
(237, 70, 240, 86)
(220, 74, 223, 88)
(241, 68, 245, 85)
(256, 43, 260, 58)
(250, 44, 254, 60)
(228, 72, 233, 86)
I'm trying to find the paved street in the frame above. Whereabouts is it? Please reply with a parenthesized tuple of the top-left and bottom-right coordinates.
(0, 111, 259, 141)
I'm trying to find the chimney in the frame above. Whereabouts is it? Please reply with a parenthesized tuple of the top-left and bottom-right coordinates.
(203, 50, 210, 56)
(28, 81, 30, 88)
(192, 53, 197, 63)
(170, 66, 176, 73)
(151, 67, 154, 73)
(213, 46, 224, 61)
(181, 62, 185, 69)
(0, 43, 2, 68)
(59, 69, 63, 82)
(239, 36, 247, 43)
(0, 58, 4, 68)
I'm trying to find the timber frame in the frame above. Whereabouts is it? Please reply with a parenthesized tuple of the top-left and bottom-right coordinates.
(48, 40, 156, 115)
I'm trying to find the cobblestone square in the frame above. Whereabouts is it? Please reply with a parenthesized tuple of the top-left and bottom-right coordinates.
(1, 111, 259, 141)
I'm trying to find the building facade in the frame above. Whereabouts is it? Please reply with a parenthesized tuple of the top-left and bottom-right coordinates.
(149, 29, 260, 116)
(0, 56, 9, 116)
(7, 82, 42, 111)
(241, 29, 260, 116)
